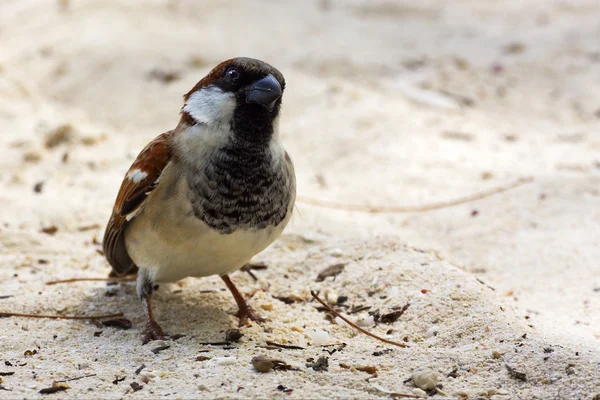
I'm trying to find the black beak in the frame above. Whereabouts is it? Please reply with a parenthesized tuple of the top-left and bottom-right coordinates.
(245, 74, 282, 111)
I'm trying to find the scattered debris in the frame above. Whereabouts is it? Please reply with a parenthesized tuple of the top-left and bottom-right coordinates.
(412, 368, 438, 390)
(77, 224, 100, 232)
(23, 151, 42, 163)
(33, 181, 44, 193)
(273, 295, 304, 304)
(151, 345, 170, 355)
(316, 263, 346, 282)
(306, 356, 329, 372)
(198, 341, 231, 346)
(322, 343, 347, 355)
(171, 334, 186, 341)
(339, 363, 378, 376)
(372, 348, 394, 357)
(348, 305, 371, 315)
(93, 331, 103, 337)
(147, 68, 181, 84)
(55, 374, 96, 383)
(0, 372, 14, 376)
(39, 382, 69, 394)
(505, 364, 527, 381)
(311, 291, 408, 348)
(277, 384, 293, 393)
(252, 355, 298, 373)
(240, 262, 268, 281)
(214, 356, 236, 365)
(310, 331, 331, 346)
(381, 304, 410, 324)
(265, 341, 304, 350)
(503, 42, 526, 54)
(40, 226, 58, 235)
(225, 329, 243, 343)
(195, 356, 211, 362)
(112, 376, 125, 385)
(0, 295, 13, 300)
(130, 382, 143, 392)
(425, 326, 439, 338)
(135, 364, 146, 375)
(44, 124, 74, 149)
(23, 350, 37, 356)
(102, 318, 132, 330)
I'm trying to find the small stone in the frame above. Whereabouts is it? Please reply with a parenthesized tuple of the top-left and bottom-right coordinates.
(387, 286, 399, 298)
(23, 151, 42, 163)
(412, 368, 438, 391)
(213, 356, 236, 365)
(325, 290, 338, 305)
(252, 355, 275, 373)
(355, 315, 375, 327)
(259, 303, 273, 311)
(225, 329, 243, 342)
(425, 325, 439, 338)
(310, 330, 331, 346)
(411, 388, 428, 398)
(491, 350, 502, 359)
(329, 248, 344, 257)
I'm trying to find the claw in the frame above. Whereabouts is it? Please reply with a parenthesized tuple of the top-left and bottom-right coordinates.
(142, 322, 169, 345)
(236, 306, 266, 326)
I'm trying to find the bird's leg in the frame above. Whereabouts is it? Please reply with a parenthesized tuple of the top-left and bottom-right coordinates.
(221, 274, 265, 326)
(137, 271, 168, 344)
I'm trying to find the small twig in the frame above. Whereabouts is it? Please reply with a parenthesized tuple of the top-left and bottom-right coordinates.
(310, 291, 407, 348)
(56, 374, 97, 383)
(0, 312, 123, 320)
(46, 275, 136, 285)
(298, 177, 533, 213)
(265, 341, 305, 350)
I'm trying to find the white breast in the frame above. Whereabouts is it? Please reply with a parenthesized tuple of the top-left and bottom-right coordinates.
(123, 161, 293, 284)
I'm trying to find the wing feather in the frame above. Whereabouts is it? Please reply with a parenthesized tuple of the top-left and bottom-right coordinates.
(102, 131, 174, 275)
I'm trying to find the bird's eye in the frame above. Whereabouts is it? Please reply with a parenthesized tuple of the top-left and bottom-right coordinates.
(225, 68, 240, 81)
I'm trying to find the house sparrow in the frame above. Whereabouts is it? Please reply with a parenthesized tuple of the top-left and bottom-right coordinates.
(102, 57, 296, 343)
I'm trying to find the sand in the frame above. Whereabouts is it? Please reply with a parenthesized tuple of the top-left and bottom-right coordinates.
(0, 0, 599, 398)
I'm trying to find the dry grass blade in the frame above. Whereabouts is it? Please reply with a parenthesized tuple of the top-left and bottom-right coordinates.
(0, 312, 124, 320)
(298, 177, 533, 213)
(310, 291, 408, 348)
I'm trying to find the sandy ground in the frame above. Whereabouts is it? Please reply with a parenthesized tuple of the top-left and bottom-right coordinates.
(1, 0, 599, 398)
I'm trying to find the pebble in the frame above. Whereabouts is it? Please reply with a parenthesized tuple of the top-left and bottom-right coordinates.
(311, 330, 331, 345)
(425, 325, 439, 338)
(491, 350, 502, 359)
(412, 368, 438, 390)
(329, 248, 344, 257)
(213, 356, 236, 365)
(252, 355, 275, 373)
(387, 286, 399, 298)
(355, 315, 375, 327)
(325, 289, 338, 305)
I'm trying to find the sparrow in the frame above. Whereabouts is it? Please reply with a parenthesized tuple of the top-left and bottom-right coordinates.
(102, 57, 296, 343)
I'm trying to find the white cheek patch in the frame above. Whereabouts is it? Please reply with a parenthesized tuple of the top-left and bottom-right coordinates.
(183, 86, 236, 125)
(127, 169, 148, 184)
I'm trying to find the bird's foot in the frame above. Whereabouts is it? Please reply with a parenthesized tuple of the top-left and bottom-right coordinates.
(236, 306, 266, 327)
(142, 320, 169, 345)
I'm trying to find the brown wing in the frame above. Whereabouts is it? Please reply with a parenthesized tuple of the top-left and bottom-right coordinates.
(102, 131, 173, 276)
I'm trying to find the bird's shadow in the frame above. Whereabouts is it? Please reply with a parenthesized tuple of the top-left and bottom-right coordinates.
(79, 276, 239, 345)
